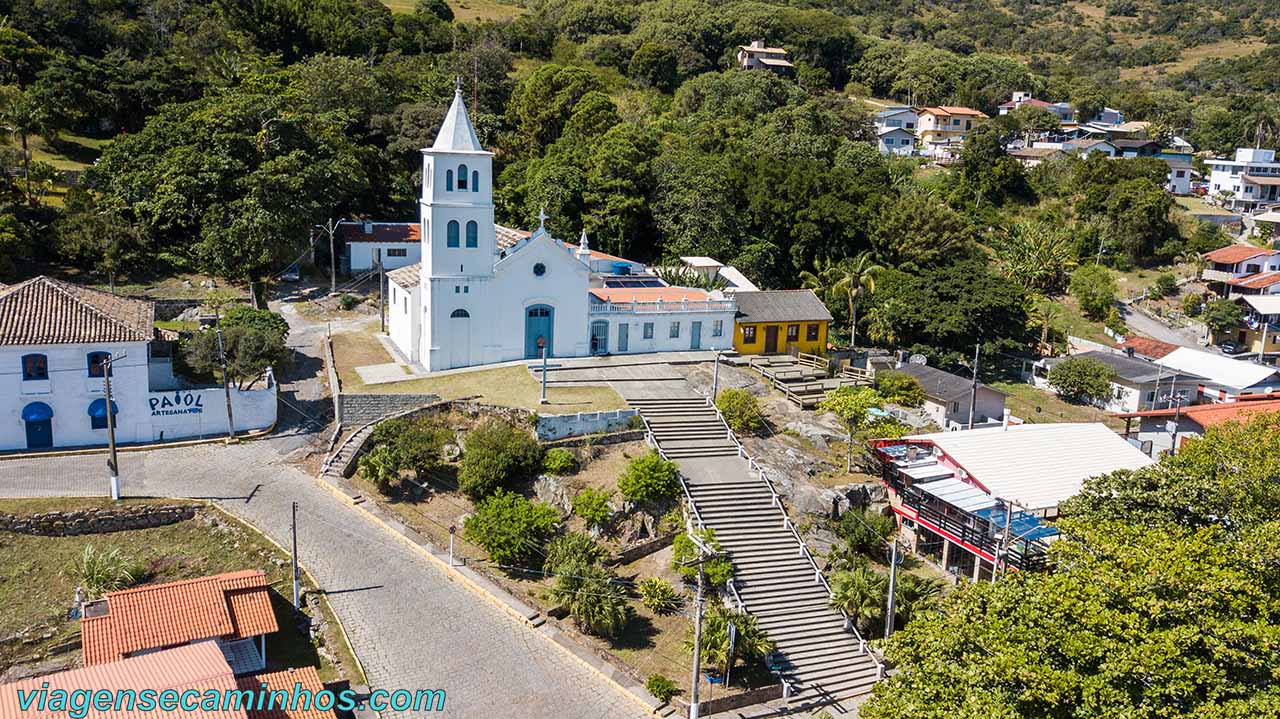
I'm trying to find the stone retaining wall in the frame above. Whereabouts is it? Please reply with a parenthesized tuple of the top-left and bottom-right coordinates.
(0, 504, 199, 536)
(338, 393, 442, 426)
(606, 531, 676, 567)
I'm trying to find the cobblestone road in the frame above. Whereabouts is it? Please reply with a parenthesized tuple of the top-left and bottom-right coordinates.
(0, 436, 651, 719)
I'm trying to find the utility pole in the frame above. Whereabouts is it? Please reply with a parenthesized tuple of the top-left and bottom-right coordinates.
(967, 343, 980, 430)
(291, 502, 300, 608)
(883, 540, 900, 640)
(711, 348, 722, 402)
(101, 354, 123, 501)
(993, 499, 1014, 583)
(689, 561, 705, 719)
(317, 217, 347, 295)
(214, 310, 237, 443)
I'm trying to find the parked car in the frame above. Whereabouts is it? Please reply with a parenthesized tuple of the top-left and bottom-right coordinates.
(1218, 340, 1244, 355)
(280, 263, 301, 282)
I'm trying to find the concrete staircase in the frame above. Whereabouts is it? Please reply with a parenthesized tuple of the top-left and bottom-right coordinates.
(629, 397, 741, 459)
(632, 395, 884, 710)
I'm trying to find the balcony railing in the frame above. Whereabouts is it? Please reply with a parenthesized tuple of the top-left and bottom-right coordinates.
(588, 299, 736, 314)
(1201, 268, 1233, 283)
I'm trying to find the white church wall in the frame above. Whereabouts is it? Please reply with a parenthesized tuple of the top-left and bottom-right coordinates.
(587, 310, 737, 355)
(387, 278, 418, 362)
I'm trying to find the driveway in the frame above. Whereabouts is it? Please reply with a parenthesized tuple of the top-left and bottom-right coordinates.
(0, 439, 650, 719)
(1119, 303, 1207, 351)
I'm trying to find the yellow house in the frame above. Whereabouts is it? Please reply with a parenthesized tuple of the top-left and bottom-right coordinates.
(732, 290, 832, 355)
(917, 106, 989, 146)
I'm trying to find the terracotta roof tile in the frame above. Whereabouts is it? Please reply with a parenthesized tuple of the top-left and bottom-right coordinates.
(1227, 271, 1280, 289)
(337, 222, 419, 244)
(1120, 336, 1179, 360)
(1117, 398, 1280, 425)
(1203, 245, 1272, 264)
(83, 571, 278, 666)
(495, 224, 530, 250)
(0, 641, 244, 719)
(240, 667, 336, 719)
(0, 276, 154, 346)
(386, 263, 420, 287)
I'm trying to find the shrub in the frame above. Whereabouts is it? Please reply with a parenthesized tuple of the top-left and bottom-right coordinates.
(544, 531, 604, 575)
(548, 559, 630, 637)
(715, 388, 763, 433)
(672, 528, 734, 585)
(637, 576, 682, 614)
(542, 447, 579, 475)
(358, 444, 401, 494)
(874, 370, 926, 407)
(1152, 272, 1178, 298)
(463, 490, 559, 567)
(1182, 293, 1203, 317)
(67, 545, 140, 599)
(370, 417, 449, 478)
(684, 605, 774, 669)
(572, 488, 613, 529)
(338, 294, 359, 310)
(618, 451, 680, 503)
(458, 420, 544, 500)
(836, 508, 896, 558)
(1048, 356, 1117, 404)
(1203, 298, 1243, 334)
(1070, 264, 1118, 320)
(645, 674, 678, 703)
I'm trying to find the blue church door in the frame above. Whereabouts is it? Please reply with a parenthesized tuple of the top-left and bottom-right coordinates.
(25, 420, 52, 449)
(525, 305, 554, 359)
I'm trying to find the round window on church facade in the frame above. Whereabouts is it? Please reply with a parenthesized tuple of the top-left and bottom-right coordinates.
(533, 263, 546, 277)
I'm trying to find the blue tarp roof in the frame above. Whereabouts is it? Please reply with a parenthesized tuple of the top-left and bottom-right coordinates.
(973, 506, 1059, 542)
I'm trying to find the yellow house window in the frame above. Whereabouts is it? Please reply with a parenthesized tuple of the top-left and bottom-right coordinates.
(787, 324, 799, 341)
(743, 326, 757, 343)
(806, 324, 820, 341)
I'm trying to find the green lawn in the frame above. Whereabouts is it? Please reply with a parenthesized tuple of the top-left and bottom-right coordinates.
(1045, 295, 1114, 347)
(992, 381, 1125, 431)
(382, 0, 523, 21)
(1174, 195, 1237, 217)
(0, 500, 361, 682)
(330, 330, 628, 412)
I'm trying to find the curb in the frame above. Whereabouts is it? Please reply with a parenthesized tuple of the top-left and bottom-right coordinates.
(0, 422, 279, 462)
(312, 473, 664, 718)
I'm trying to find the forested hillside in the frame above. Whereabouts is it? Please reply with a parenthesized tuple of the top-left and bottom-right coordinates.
(0, 0, 1268, 366)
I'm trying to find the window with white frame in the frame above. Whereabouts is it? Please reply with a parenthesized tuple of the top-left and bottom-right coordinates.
(712, 320, 723, 337)
(643, 322, 654, 339)
(669, 321, 680, 338)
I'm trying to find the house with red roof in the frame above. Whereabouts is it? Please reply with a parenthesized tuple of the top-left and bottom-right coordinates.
(81, 570, 279, 675)
(1116, 397, 1280, 455)
(917, 106, 989, 156)
(997, 92, 1076, 124)
(1201, 244, 1280, 297)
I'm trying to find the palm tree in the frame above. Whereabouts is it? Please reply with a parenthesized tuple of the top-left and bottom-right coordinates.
(865, 298, 902, 347)
(1034, 298, 1061, 355)
(804, 254, 882, 349)
(1176, 251, 1207, 282)
(829, 564, 888, 633)
(893, 574, 943, 627)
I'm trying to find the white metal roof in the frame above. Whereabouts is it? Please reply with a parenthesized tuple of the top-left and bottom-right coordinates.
(716, 266, 760, 292)
(916, 476, 998, 513)
(1160, 347, 1280, 391)
(1252, 210, 1280, 223)
(908, 423, 1154, 511)
(900, 463, 955, 482)
(1241, 295, 1280, 314)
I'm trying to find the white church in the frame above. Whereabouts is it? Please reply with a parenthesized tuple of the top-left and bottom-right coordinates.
(386, 88, 751, 371)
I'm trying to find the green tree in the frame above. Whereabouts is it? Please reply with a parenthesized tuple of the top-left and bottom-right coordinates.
(818, 386, 884, 473)
(1152, 272, 1179, 298)
(715, 388, 763, 434)
(892, 574, 942, 628)
(993, 219, 1077, 295)
(358, 444, 401, 494)
(1203, 297, 1242, 335)
(870, 189, 975, 271)
(181, 322, 288, 389)
(683, 604, 775, 675)
(1069, 264, 1118, 320)
(671, 528, 733, 586)
(618, 451, 680, 504)
(1047, 356, 1117, 404)
(54, 197, 148, 291)
(628, 42, 677, 92)
(549, 558, 631, 638)
(544, 532, 604, 575)
(458, 420, 543, 500)
(874, 371, 925, 407)
(463, 490, 559, 568)
(571, 488, 614, 531)
(957, 125, 1030, 206)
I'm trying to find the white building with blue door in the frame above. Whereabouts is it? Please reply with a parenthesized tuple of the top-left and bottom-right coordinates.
(385, 87, 738, 371)
(0, 276, 277, 452)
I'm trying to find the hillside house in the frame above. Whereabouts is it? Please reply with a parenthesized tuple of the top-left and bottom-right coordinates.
(1208, 148, 1280, 212)
(998, 92, 1076, 124)
(1117, 397, 1280, 456)
(917, 106, 989, 148)
(877, 127, 916, 155)
(1158, 346, 1280, 402)
(1201, 245, 1280, 296)
(1032, 350, 1200, 413)
(737, 40, 792, 74)
(881, 361, 1007, 430)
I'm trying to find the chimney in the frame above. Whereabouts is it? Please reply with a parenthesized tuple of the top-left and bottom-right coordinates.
(1002, 408, 1012, 430)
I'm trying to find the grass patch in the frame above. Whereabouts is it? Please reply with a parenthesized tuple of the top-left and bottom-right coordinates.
(155, 319, 200, 332)
(1045, 295, 1114, 347)
(0, 501, 361, 683)
(330, 330, 628, 412)
(1119, 37, 1269, 82)
(1174, 195, 1237, 217)
(992, 381, 1125, 431)
(382, 0, 523, 21)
